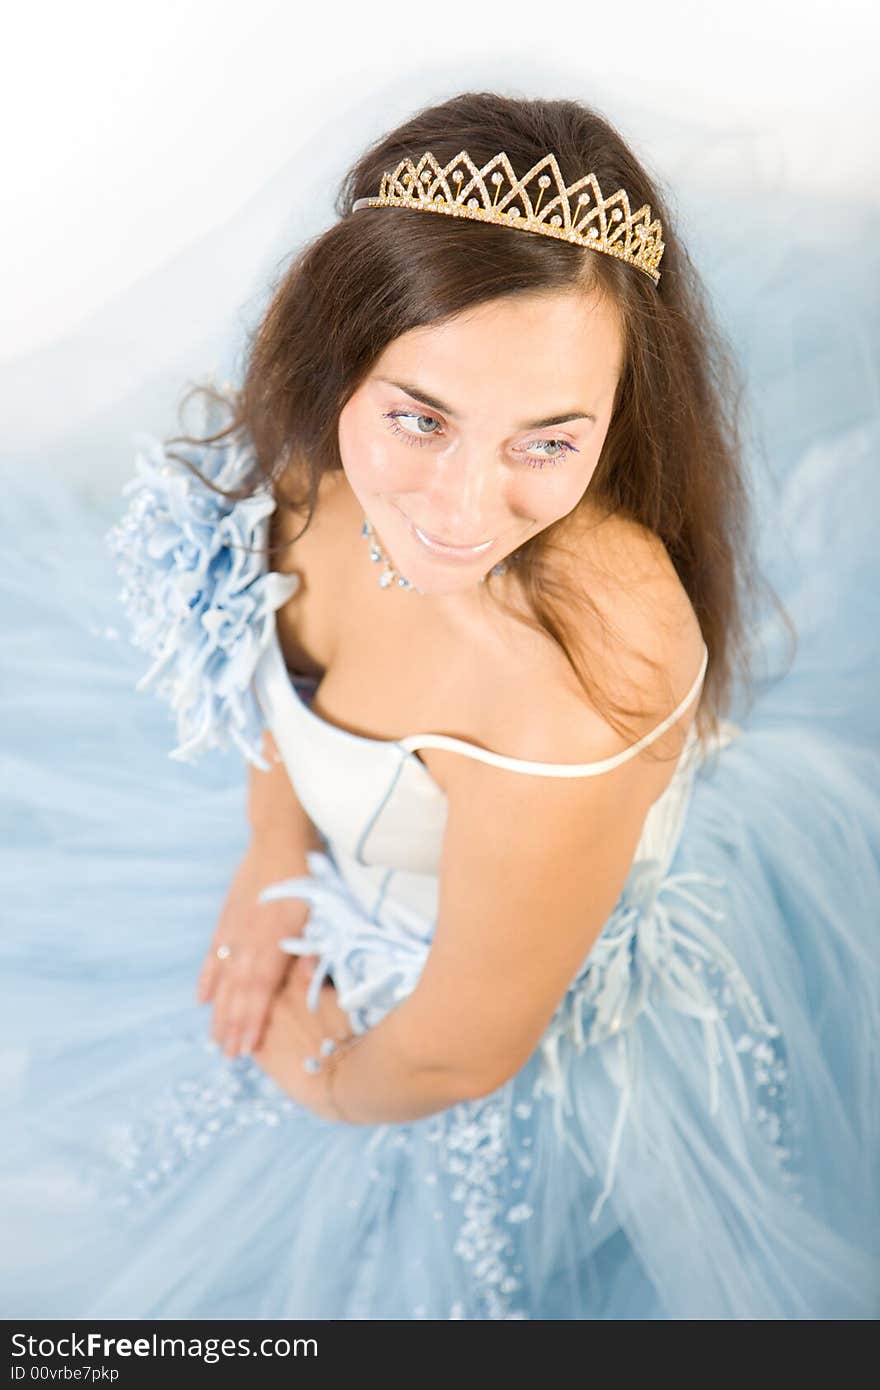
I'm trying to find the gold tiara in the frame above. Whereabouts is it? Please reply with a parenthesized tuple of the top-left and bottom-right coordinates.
(351, 149, 664, 284)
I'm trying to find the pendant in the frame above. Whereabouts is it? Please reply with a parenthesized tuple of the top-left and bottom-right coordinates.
(361, 517, 508, 591)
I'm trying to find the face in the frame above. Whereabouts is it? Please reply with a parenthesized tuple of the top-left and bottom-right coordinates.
(337, 287, 625, 602)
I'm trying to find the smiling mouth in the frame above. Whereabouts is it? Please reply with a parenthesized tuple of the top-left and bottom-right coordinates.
(392, 504, 497, 559)
(412, 522, 495, 553)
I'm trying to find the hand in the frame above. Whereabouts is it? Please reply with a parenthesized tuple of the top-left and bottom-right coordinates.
(197, 829, 313, 1058)
(251, 956, 358, 1121)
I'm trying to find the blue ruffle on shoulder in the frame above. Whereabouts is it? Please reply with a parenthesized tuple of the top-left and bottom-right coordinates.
(104, 429, 300, 771)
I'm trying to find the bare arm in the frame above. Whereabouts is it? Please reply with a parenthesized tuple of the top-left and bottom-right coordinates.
(197, 726, 328, 1057)
(309, 587, 705, 1123)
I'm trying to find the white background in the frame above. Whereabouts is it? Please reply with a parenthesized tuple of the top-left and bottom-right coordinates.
(0, 0, 877, 501)
(2, 0, 877, 359)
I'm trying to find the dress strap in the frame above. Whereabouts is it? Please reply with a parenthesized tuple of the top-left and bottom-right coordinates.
(398, 640, 709, 778)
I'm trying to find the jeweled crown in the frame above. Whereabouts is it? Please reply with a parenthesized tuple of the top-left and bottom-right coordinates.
(352, 150, 664, 284)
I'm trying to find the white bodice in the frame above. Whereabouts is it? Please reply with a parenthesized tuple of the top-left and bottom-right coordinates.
(253, 628, 738, 923)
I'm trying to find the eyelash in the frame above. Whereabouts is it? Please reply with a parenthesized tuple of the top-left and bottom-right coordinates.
(382, 411, 577, 469)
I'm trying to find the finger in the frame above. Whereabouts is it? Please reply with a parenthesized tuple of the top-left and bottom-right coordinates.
(197, 957, 220, 1004)
(242, 972, 296, 1051)
(224, 989, 266, 1058)
(238, 1003, 273, 1056)
(199, 938, 241, 1004)
(210, 972, 240, 1051)
(208, 944, 287, 1048)
(219, 971, 285, 1057)
(209, 988, 229, 1051)
(199, 917, 241, 1002)
(249, 995, 284, 1060)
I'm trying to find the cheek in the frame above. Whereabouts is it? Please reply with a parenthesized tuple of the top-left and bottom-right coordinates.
(515, 462, 597, 527)
(338, 412, 418, 492)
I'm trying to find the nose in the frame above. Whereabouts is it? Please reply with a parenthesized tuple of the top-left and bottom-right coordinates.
(421, 445, 501, 541)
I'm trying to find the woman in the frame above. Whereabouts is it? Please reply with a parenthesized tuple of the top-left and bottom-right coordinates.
(2, 90, 878, 1319)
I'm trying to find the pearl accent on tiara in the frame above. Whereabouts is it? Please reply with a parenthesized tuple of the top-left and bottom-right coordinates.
(351, 149, 664, 284)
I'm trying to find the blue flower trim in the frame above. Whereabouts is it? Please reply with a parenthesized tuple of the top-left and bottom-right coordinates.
(104, 426, 300, 771)
(259, 849, 432, 1035)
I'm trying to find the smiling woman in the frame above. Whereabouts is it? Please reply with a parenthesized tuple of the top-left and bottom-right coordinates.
(338, 288, 624, 598)
(2, 89, 879, 1322)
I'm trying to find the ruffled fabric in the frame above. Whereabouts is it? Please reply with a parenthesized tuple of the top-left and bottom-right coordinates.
(261, 849, 434, 1034)
(104, 427, 299, 771)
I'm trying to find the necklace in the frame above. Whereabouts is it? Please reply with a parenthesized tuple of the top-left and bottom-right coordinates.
(361, 515, 511, 592)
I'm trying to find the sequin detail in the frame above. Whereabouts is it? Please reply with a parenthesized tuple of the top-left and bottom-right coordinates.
(423, 1090, 531, 1320)
(92, 1040, 302, 1216)
(533, 859, 803, 1224)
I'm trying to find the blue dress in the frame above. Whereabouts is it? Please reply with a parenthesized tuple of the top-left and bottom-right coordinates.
(2, 214, 879, 1321)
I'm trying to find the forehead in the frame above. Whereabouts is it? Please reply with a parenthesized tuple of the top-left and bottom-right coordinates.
(373, 289, 624, 406)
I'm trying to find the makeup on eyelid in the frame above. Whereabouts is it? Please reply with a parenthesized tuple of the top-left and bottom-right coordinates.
(382, 410, 578, 469)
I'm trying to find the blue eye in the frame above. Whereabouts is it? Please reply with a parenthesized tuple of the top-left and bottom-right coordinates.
(382, 411, 576, 469)
(384, 411, 439, 448)
(518, 439, 576, 469)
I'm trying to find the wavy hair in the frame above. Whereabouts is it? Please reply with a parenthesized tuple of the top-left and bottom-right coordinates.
(161, 89, 794, 756)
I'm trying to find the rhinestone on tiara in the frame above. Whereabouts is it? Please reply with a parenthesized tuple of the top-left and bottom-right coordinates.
(351, 150, 664, 284)
(360, 516, 508, 592)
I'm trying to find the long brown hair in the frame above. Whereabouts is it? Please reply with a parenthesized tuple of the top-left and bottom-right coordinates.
(161, 89, 794, 756)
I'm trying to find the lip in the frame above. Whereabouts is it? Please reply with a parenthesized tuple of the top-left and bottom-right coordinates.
(393, 505, 497, 561)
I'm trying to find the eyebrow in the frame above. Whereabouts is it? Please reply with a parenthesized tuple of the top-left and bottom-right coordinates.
(376, 377, 596, 430)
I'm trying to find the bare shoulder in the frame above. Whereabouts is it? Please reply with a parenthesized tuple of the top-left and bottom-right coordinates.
(555, 504, 705, 724)
(439, 505, 705, 796)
